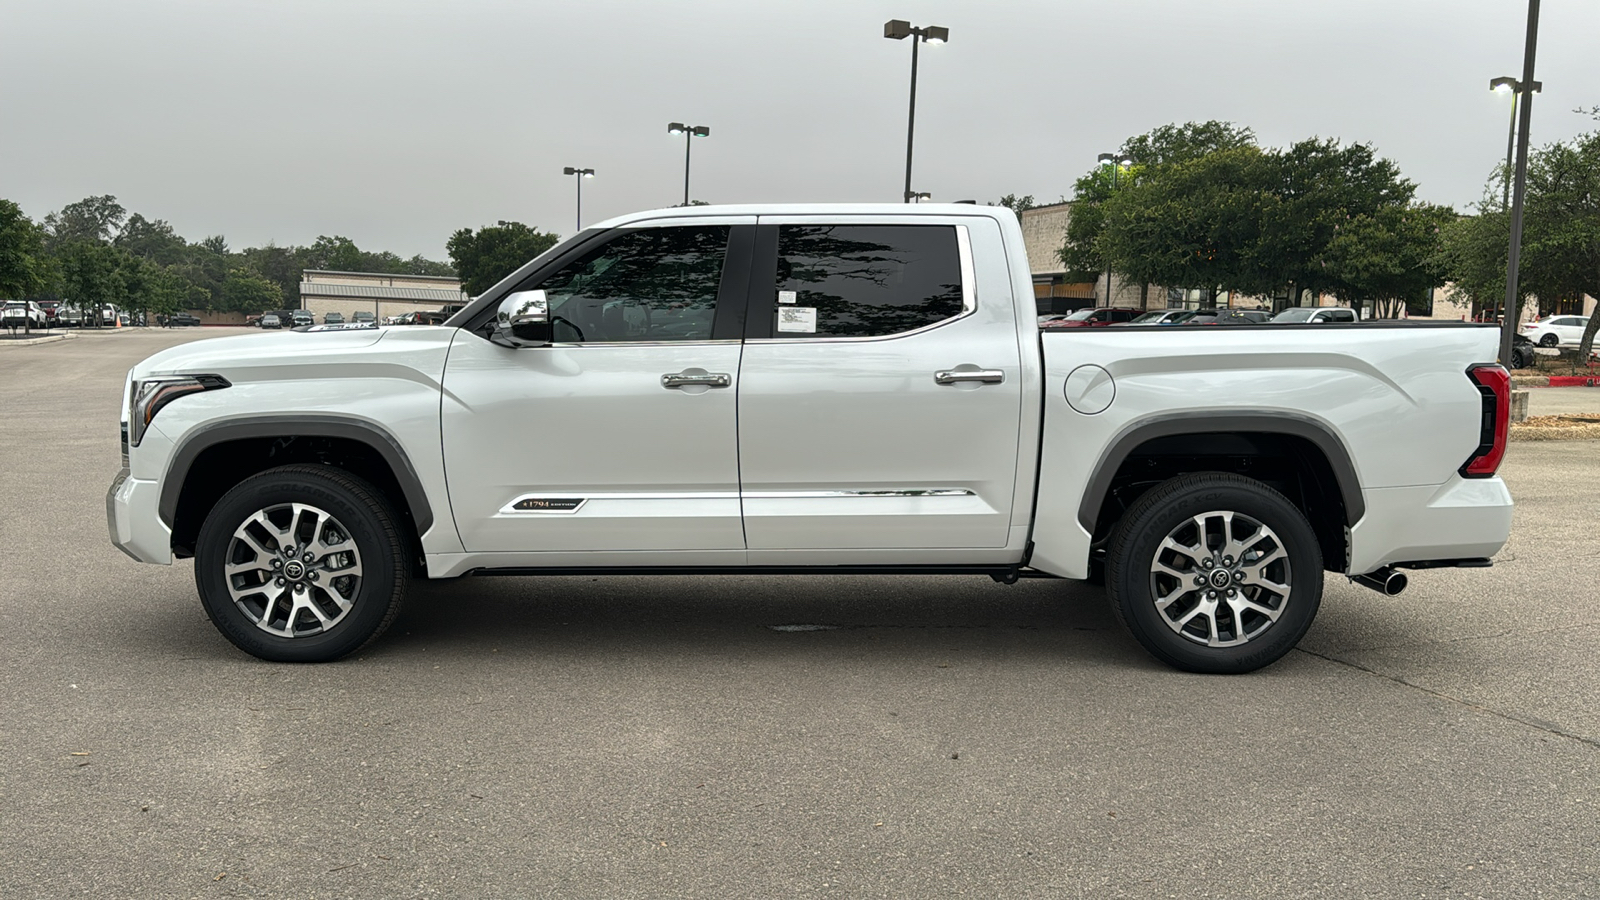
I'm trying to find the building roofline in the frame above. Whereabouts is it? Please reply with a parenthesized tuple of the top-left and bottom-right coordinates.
(302, 269, 460, 281)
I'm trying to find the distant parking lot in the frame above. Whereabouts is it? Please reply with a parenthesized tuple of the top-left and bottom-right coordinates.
(2, 328, 1597, 897)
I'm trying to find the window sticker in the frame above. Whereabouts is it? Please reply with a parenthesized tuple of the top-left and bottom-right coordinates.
(778, 290, 798, 305)
(777, 307, 817, 333)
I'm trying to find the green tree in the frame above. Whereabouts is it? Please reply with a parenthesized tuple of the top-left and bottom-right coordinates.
(57, 240, 126, 325)
(447, 221, 561, 296)
(1437, 130, 1600, 349)
(219, 268, 283, 314)
(116, 213, 189, 265)
(0, 199, 47, 301)
(1320, 202, 1454, 317)
(994, 194, 1037, 214)
(1521, 131, 1600, 357)
(1060, 121, 1257, 293)
(44, 195, 127, 247)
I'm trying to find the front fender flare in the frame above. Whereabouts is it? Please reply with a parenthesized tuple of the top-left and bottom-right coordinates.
(157, 414, 435, 534)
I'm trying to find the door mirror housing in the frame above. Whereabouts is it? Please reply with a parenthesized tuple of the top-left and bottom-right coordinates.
(493, 290, 552, 348)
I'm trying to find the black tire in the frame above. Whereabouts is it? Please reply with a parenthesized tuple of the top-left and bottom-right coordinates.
(194, 465, 410, 662)
(1538, 333, 1559, 347)
(1105, 472, 1323, 674)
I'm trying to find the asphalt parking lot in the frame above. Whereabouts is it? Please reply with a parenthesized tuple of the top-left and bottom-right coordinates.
(2, 328, 1597, 898)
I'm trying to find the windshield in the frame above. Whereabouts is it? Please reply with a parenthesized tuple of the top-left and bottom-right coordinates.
(1129, 311, 1167, 324)
(1271, 308, 1315, 323)
(1064, 309, 1096, 321)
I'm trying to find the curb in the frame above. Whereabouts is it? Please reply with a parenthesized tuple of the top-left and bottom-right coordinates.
(1512, 375, 1600, 388)
(0, 332, 74, 348)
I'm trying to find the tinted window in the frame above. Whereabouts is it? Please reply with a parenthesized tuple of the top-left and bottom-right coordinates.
(773, 225, 964, 338)
(537, 225, 729, 343)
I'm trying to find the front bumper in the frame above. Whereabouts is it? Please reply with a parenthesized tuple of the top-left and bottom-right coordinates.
(106, 468, 172, 564)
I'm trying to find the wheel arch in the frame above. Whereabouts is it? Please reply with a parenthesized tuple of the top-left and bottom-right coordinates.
(1077, 413, 1365, 572)
(160, 416, 434, 559)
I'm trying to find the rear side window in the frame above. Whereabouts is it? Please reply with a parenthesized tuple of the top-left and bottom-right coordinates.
(772, 225, 964, 338)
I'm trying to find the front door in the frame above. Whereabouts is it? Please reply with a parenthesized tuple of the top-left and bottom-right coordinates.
(442, 221, 753, 554)
(735, 216, 1025, 554)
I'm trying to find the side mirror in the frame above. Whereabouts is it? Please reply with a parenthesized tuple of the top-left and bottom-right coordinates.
(492, 290, 552, 348)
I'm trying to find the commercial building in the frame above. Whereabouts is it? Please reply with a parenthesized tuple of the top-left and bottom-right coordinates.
(299, 271, 466, 322)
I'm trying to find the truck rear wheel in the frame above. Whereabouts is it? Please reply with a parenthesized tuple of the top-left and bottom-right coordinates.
(193, 465, 410, 662)
(1105, 472, 1322, 674)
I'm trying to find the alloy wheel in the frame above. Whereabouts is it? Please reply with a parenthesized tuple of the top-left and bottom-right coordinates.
(224, 502, 363, 638)
(1148, 510, 1292, 648)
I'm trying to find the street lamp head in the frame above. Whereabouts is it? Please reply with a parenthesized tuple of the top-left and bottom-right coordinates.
(563, 166, 577, 175)
(921, 25, 949, 44)
(1120, 155, 1135, 168)
(1490, 77, 1517, 93)
(691, 125, 710, 138)
(580, 169, 595, 178)
(907, 191, 931, 202)
(884, 19, 912, 39)
(564, 167, 595, 177)
(1097, 153, 1116, 166)
(668, 122, 686, 135)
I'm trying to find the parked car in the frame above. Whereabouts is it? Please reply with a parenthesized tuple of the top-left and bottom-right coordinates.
(290, 311, 314, 328)
(352, 310, 376, 324)
(1521, 315, 1590, 347)
(3, 301, 49, 329)
(1270, 307, 1358, 324)
(37, 301, 62, 327)
(1122, 309, 1192, 326)
(110, 202, 1513, 675)
(323, 312, 345, 325)
(1045, 307, 1139, 328)
(58, 306, 85, 327)
(1510, 333, 1537, 369)
(245, 314, 263, 327)
(260, 314, 282, 329)
(1185, 309, 1272, 326)
(168, 314, 202, 327)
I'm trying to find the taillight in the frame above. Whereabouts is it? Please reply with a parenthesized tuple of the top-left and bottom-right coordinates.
(1461, 364, 1510, 477)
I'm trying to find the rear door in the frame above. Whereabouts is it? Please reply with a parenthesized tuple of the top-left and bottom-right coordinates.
(734, 216, 1024, 556)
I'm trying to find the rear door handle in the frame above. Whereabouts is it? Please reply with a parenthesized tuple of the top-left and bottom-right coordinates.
(662, 371, 732, 389)
(934, 368, 1005, 385)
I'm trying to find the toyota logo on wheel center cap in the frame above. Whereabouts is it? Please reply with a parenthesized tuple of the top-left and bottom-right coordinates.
(284, 561, 306, 580)
(1209, 569, 1233, 589)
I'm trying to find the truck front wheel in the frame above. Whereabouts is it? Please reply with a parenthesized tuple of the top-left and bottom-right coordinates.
(1105, 472, 1323, 674)
(193, 465, 410, 662)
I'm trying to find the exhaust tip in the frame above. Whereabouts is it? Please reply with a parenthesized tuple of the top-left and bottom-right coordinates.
(1351, 568, 1408, 596)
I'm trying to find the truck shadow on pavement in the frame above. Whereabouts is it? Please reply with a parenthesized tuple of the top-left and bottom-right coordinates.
(364, 573, 1161, 669)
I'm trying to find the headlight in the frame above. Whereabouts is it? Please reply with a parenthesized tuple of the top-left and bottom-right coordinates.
(126, 374, 230, 448)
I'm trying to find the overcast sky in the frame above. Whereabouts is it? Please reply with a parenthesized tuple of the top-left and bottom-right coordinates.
(4, 0, 1598, 260)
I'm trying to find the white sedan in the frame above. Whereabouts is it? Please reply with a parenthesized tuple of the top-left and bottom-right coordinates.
(1522, 315, 1590, 347)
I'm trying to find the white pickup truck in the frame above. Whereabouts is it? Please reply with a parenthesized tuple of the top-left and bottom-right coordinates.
(108, 204, 1514, 672)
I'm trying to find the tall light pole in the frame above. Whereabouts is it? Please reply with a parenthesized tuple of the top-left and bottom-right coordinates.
(1097, 153, 1133, 307)
(1488, 75, 1540, 327)
(883, 19, 948, 203)
(667, 123, 710, 206)
(562, 167, 594, 231)
(1499, 0, 1542, 368)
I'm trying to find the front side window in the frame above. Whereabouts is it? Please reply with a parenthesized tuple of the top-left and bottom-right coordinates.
(537, 225, 730, 343)
(772, 225, 964, 338)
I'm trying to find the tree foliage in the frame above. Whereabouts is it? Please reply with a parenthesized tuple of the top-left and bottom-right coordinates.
(1063, 122, 1446, 316)
(447, 221, 561, 297)
(1437, 130, 1600, 352)
(6, 194, 458, 318)
(0, 200, 48, 300)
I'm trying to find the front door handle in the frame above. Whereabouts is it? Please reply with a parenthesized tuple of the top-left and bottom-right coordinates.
(934, 368, 1005, 385)
(662, 371, 732, 389)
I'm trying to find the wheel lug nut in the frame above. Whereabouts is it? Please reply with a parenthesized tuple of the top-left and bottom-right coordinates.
(310, 572, 319, 581)
(1223, 556, 1233, 566)
(1234, 570, 1244, 581)
(1227, 588, 1236, 596)
(1194, 575, 1206, 586)
(303, 552, 314, 562)
(272, 560, 282, 569)
(275, 576, 285, 586)
(294, 583, 305, 592)
(1203, 559, 1214, 568)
